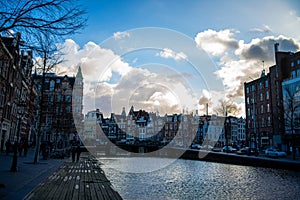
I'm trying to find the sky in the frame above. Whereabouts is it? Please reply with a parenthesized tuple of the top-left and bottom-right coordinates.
(55, 0, 300, 117)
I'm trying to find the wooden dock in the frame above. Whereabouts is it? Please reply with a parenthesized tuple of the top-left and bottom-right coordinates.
(24, 153, 122, 200)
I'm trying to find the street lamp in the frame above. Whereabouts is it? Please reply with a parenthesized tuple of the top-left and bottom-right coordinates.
(10, 100, 27, 172)
(225, 116, 231, 153)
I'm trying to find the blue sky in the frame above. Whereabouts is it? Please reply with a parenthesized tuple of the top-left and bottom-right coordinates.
(72, 0, 300, 46)
(58, 0, 300, 116)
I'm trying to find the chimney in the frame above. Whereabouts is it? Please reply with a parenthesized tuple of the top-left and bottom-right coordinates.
(274, 43, 279, 53)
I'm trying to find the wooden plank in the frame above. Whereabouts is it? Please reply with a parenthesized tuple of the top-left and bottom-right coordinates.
(25, 153, 122, 200)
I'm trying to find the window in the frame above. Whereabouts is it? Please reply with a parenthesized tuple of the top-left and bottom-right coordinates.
(266, 91, 269, 100)
(66, 106, 71, 113)
(251, 96, 255, 104)
(262, 118, 265, 127)
(56, 79, 60, 84)
(265, 80, 268, 88)
(0, 90, 3, 107)
(57, 95, 61, 102)
(247, 97, 250, 104)
(252, 85, 255, 92)
(246, 87, 249, 94)
(260, 105, 264, 114)
(76, 96, 81, 103)
(292, 71, 296, 79)
(50, 80, 55, 91)
(247, 108, 251, 116)
(291, 61, 295, 67)
(298, 59, 300, 65)
(267, 116, 271, 126)
(46, 116, 52, 124)
(49, 95, 54, 102)
(66, 95, 71, 102)
(260, 93, 263, 101)
(259, 82, 263, 89)
(267, 103, 270, 112)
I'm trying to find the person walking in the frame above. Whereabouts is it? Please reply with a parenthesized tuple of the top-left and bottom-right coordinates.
(76, 143, 81, 162)
(71, 132, 81, 163)
(71, 140, 77, 163)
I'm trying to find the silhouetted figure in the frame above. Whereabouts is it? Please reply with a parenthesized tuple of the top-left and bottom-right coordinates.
(76, 144, 81, 162)
(71, 133, 81, 163)
(71, 141, 77, 163)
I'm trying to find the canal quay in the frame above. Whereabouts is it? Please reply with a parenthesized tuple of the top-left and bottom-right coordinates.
(1, 147, 300, 200)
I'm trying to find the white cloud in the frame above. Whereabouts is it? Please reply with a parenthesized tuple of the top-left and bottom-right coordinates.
(113, 31, 130, 40)
(249, 24, 272, 34)
(157, 48, 187, 61)
(54, 39, 197, 116)
(195, 29, 300, 117)
(195, 29, 239, 56)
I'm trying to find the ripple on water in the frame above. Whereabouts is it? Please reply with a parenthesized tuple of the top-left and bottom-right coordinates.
(100, 157, 300, 200)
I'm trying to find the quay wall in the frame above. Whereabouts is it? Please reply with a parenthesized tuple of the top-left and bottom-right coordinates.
(180, 149, 300, 172)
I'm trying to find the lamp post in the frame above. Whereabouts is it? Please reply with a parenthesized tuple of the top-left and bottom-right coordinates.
(10, 100, 26, 172)
(0, 101, 11, 152)
(225, 116, 230, 153)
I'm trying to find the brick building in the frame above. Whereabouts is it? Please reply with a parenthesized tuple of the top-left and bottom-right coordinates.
(244, 70, 272, 150)
(0, 33, 34, 151)
(245, 44, 300, 151)
(32, 67, 83, 149)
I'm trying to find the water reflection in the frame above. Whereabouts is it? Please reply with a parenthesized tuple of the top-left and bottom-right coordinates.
(99, 157, 300, 200)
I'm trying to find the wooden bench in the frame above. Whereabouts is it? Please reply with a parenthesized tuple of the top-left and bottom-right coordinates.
(24, 153, 122, 200)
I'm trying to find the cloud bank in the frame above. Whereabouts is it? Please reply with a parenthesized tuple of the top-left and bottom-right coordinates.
(55, 39, 197, 116)
(195, 29, 300, 116)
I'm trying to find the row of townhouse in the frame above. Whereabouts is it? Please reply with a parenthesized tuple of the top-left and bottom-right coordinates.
(83, 106, 246, 148)
(0, 32, 84, 153)
(0, 32, 37, 151)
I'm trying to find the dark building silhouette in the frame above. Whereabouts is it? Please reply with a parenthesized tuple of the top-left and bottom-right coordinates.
(245, 44, 300, 151)
(0, 33, 34, 151)
(33, 67, 83, 149)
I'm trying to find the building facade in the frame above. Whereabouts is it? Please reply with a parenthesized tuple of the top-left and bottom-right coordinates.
(245, 45, 300, 151)
(0, 33, 34, 152)
(33, 67, 83, 149)
(244, 70, 272, 150)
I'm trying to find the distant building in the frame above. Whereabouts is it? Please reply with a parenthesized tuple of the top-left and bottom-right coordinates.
(33, 67, 83, 148)
(72, 66, 84, 140)
(84, 109, 101, 142)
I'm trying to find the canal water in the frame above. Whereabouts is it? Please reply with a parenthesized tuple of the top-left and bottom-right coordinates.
(98, 157, 300, 200)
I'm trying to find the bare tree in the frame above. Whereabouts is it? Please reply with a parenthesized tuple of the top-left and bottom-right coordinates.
(0, 0, 87, 39)
(32, 32, 64, 164)
(0, 0, 86, 163)
(283, 85, 300, 160)
(214, 99, 240, 116)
